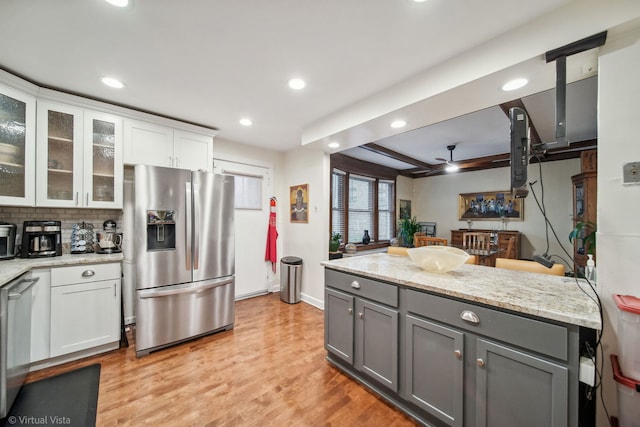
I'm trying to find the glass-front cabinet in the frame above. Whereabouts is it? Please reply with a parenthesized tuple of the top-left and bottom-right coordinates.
(36, 101, 122, 208)
(0, 83, 36, 205)
(84, 111, 123, 207)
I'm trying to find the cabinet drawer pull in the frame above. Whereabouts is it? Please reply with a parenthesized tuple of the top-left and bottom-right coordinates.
(358, 312, 363, 319)
(460, 310, 480, 324)
(82, 270, 96, 277)
(477, 358, 485, 367)
(350, 280, 361, 289)
(348, 308, 353, 315)
(454, 350, 462, 359)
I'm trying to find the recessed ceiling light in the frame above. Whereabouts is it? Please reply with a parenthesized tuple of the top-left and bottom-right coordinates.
(502, 78, 528, 91)
(101, 77, 125, 89)
(105, 0, 129, 7)
(413, 0, 428, 3)
(328, 142, 340, 149)
(390, 120, 407, 129)
(288, 78, 306, 90)
(239, 118, 253, 126)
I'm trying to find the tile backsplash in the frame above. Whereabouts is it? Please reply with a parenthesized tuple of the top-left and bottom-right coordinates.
(0, 206, 123, 254)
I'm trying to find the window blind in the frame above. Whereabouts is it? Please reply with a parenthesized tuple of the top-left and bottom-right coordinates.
(378, 179, 394, 241)
(331, 170, 345, 239)
(348, 174, 374, 243)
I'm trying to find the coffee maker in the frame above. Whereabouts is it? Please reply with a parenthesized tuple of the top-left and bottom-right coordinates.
(21, 220, 62, 258)
(96, 219, 122, 254)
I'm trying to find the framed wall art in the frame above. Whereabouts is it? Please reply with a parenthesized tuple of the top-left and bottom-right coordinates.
(458, 190, 524, 221)
(399, 199, 411, 219)
(290, 184, 309, 223)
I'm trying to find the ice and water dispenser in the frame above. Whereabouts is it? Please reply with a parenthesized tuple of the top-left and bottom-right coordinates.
(146, 210, 176, 251)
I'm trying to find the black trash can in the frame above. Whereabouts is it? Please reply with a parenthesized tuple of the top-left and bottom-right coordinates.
(280, 256, 303, 303)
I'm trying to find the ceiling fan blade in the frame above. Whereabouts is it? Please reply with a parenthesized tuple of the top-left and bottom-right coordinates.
(435, 157, 447, 162)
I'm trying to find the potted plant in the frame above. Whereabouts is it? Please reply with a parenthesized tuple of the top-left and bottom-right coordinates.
(398, 216, 421, 247)
(329, 232, 342, 252)
(568, 221, 596, 255)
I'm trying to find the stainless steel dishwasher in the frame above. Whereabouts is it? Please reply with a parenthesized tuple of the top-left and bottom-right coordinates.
(0, 272, 39, 418)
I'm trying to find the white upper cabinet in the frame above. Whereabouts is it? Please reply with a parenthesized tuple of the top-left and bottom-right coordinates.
(0, 83, 36, 206)
(36, 101, 123, 208)
(124, 119, 213, 171)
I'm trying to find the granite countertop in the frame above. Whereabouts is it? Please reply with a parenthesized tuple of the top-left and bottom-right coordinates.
(0, 253, 124, 285)
(321, 253, 601, 329)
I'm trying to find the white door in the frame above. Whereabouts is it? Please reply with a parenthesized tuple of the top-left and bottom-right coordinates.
(213, 159, 274, 300)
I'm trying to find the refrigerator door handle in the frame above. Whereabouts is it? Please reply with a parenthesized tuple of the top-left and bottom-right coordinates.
(185, 182, 192, 270)
(193, 183, 200, 270)
(138, 277, 234, 299)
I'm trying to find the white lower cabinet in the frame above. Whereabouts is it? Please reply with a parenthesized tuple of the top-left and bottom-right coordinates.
(49, 263, 121, 357)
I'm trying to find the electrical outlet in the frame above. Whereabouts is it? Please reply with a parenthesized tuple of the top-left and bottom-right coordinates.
(579, 356, 595, 386)
(623, 162, 640, 184)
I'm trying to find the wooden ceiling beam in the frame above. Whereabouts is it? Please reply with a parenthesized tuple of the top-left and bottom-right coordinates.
(499, 99, 543, 146)
(331, 140, 597, 179)
(330, 152, 400, 180)
(361, 143, 435, 171)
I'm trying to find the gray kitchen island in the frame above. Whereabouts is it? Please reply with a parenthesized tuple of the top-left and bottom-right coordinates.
(321, 253, 601, 427)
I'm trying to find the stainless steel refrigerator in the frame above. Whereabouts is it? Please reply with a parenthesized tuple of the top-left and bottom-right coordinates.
(133, 165, 234, 357)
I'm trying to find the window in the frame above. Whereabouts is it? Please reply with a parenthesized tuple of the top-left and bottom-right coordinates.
(331, 170, 345, 238)
(229, 173, 263, 210)
(331, 168, 395, 244)
(378, 180, 394, 240)
(348, 175, 374, 243)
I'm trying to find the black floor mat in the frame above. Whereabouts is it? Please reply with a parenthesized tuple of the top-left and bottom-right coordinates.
(2, 364, 100, 427)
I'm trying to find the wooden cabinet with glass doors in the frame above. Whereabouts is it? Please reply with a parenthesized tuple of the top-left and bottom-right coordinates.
(0, 83, 36, 205)
(36, 101, 122, 208)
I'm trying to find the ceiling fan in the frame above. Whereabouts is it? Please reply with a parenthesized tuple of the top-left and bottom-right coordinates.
(435, 145, 460, 172)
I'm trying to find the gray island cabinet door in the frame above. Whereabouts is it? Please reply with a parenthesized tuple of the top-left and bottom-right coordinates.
(325, 288, 354, 364)
(475, 338, 568, 427)
(355, 298, 399, 392)
(405, 314, 464, 427)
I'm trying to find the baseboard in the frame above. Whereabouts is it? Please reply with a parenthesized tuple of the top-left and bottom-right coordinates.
(301, 292, 324, 310)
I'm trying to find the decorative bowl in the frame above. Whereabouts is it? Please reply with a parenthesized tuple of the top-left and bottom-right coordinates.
(407, 246, 470, 274)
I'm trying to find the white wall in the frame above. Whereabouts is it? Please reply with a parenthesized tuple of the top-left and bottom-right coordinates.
(213, 138, 330, 309)
(413, 159, 580, 265)
(282, 146, 330, 309)
(595, 22, 640, 426)
(213, 137, 286, 289)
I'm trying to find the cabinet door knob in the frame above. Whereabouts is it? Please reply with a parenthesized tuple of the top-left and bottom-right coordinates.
(460, 310, 480, 324)
(82, 270, 96, 277)
(350, 280, 361, 289)
(348, 308, 353, 314)
(358, 312, 363, 318)
(476, 358, 485, 367)
(454, 350, 462, 359)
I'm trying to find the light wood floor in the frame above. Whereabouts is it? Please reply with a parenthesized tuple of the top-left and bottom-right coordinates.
(27, 293, 419, 426)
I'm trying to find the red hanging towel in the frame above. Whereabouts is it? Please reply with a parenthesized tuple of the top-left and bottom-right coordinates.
(265, 197, 278, 273)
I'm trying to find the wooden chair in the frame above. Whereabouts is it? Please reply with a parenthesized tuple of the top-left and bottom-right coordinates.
(414, 236, 448, 247)
(465, 254, 478, 265)
(504, 236, 516, 259)
(387, 246, 409, 256)
(494, 258, 565, 276)
(462, 232, 491, 252)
